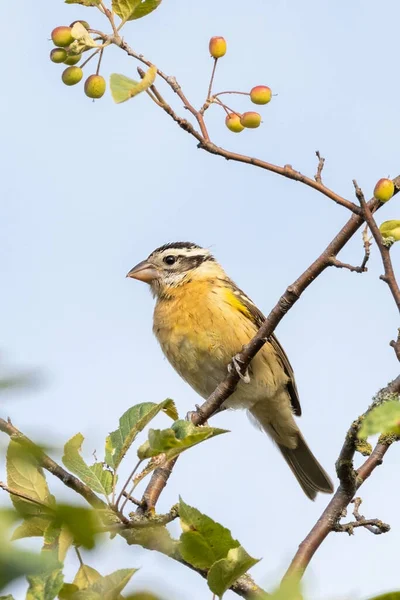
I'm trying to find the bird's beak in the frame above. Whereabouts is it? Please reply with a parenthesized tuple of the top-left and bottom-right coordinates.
(126, 260, 160, 283)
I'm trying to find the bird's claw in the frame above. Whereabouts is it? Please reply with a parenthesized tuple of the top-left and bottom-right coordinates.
(228, 355, 250, 383)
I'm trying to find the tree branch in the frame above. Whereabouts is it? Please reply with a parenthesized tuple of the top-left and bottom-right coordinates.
(354, 180, 400, 314)
(0, 418, 107, 512)
(113, 36, 360, 214)
(282, 375, 400, 583)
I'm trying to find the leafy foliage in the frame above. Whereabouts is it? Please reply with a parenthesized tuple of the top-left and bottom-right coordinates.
(51, 505, 100, 550)
(65, 0, 100, 6)
(358, 401, 400, 438)
(110, 67, 157, 104)
(178, 499, 258, 596)
(367, 595, 400, 600)
(207, 546, 259, 598)
(7, 441, 53, 517)
(62, 433, 113, 496)
(112, 0, 161, 23)
(138, 420, 228, 462)
(123, 525, 176, 555)
(179, 498, 240, 569)
(105, 400, 177, 470)
(66, 568, 137, 599)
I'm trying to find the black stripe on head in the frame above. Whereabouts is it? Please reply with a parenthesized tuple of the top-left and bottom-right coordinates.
(153, 241, 201, 254)
(180, 254, 215, 269)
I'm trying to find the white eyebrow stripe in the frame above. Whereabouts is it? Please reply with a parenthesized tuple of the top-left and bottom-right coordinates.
(159, 247, 211, 258)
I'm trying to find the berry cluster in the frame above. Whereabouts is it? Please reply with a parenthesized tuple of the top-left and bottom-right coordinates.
(208, 36, 272, 134)
(50, 22, 106, 99)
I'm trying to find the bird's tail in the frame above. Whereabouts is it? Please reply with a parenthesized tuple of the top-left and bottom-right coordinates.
(249, 401, 334, 500)
(276, 432, 334, 500)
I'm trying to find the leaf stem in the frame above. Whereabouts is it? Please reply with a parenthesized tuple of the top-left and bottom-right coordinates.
(116, 459, 143, 511)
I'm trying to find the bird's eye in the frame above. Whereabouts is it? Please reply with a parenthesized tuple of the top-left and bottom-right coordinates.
(163, 255, 176, 265)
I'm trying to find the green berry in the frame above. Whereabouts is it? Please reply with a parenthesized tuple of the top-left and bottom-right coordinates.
(62, 66, 83, 86)
(84, 74, 106, 99)
(225, 113, 244, 133)
(374, 178, 395, 203)
(51, 26, 74, 48)
(240, 111, 262, 128)
(250, 85, 272, 105)
(50, 48, 67, 63)
(70, 20, 90, 30)
(64, 53, 82, 66)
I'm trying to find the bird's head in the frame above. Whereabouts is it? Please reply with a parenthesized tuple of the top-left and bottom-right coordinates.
(127, 241, 221, 297)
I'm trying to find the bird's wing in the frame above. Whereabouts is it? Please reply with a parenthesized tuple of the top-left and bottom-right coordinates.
(231, 283, 302, 416)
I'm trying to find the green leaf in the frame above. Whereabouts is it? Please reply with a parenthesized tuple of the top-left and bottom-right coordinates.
(26, 568, 64, 600)
(112, 0, 140, 20)
(7, 440, 53, 517)
(0, 510, 46, 588)
(65, 0, 100, 4)
(368, 594, 400, 600)
(379, 220, 400, 243)
(25, 521, 64, 600)
(0, 595, 16, 599)
(110, 66, 157, 104)
(52, 505, 100, 549)
(269, 579, 303, 600)
(178, 498, 239, 569)
(358, 401, 400, 438)
(207, 546, 259, 598)
(138, 420, 228, 462)
(58, 526, 74, 562)
(125, 595, 162, 600)
(128, 0, 162, 20)
(11, 516, 50, 540)
(123, 525, 177, 555)
(105, 399, 178, 469)
(112, 0, 161, 22)
(62, 433, 113, 496)
(73, 564, 102, 589)
(71, 568, 137, 599)
(58, 584, 79, 599)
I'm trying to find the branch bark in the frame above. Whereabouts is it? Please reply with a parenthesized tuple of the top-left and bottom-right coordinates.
(282, 375, 400, 583)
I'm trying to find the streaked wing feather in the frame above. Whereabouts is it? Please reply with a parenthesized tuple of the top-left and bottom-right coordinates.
(234, 285, 302, 416)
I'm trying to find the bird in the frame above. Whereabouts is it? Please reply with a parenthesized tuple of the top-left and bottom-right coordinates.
(127, 241, 334, 500)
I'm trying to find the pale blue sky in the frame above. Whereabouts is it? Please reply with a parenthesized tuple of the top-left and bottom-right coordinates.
(1, 0, 400, 598)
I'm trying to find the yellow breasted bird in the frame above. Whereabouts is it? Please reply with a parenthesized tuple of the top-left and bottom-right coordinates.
(127, 242, 333, 500)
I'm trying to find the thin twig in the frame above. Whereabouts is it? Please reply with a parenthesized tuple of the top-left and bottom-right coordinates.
(390, 329, 400, 361)
(80, 49, 101, 70)
(360, 223, 372, 271)
(213, 91, 250, 98)
(99, 0, 119, 37)
(354, 180, 400, 314)
(96, 48, 104, 76)
(116, 459, 143, 511)
(75, 546, 85, 568)
(328, 257, 367, 274)
(314, 151, 325, 184)
(122, 491, 142, 507)
(207, 58, 218, 101)
(334, 497, 390, 535)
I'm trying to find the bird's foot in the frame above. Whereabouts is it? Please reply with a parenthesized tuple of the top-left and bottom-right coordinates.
(228, 355, 250, 383)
